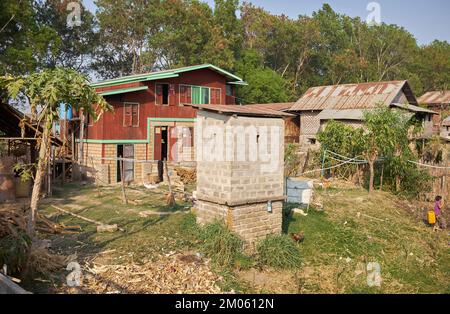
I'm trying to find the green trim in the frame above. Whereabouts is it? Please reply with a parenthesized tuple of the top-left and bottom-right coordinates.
(91, 73, 179, 88)
(173, 64, 244, 83)
(227, 81, 249, 86)
(79, 118, 196, 151)
(90, 64, 245, 89)
(99, 86, 149, 96)
(78, 139, 148, 144)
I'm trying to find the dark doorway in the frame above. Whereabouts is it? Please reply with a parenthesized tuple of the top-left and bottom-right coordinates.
(162, 84, 169, 105)
(117, 145, 123, 182)
(161, 128, 168, 161)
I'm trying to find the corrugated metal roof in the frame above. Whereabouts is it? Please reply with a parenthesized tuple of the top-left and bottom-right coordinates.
(390, 103, 437, 114)
(317, 109, 365, 120)
(91, 64, 245, 88)
(190, 104, 295, 118)
(243, 103, 295, 112)
(291, 80, 417, 111)
(417, 91, 450, 105)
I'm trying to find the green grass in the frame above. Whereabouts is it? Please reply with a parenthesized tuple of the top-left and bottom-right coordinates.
(256, 234, 301, 269)
(284, 188, 449, 293)
(30, 183, 449, 294)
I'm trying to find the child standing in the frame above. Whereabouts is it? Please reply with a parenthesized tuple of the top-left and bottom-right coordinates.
(434, 196, 447, 230)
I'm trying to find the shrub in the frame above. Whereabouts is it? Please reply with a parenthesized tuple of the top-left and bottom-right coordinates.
(0, 230, 31, 275)
(257, 234, 301, 269)
(198, 222, 243, 268)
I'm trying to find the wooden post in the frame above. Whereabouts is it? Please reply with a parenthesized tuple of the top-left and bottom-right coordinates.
(47, 146, 53, 197)
(78, 112, 85, 166)
(62, 157, 65, 186)
(120, 158, 127, 205)
(71, 124, 75, 162)
(52, 147, 56, 181)
(164, 160, 175, 205)
(379, 163, 384, 191)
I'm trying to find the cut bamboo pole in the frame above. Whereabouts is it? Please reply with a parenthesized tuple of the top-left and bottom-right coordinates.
(51, 205, 124, 232)
(164, 160, 175, 205)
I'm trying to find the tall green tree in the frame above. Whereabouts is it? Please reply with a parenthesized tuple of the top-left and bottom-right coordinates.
(415, 40, 450, 93)
(0, 0, 57, 75)
(214, 0, 241, 63)
(35, 0, 99, 74)
(94, 0, 160, 77)
(362, 107, 413, 193)
(235, 50, 288, 103)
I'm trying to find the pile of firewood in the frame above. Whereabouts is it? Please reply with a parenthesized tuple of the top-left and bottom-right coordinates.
(174, 167, 196, 184)
(0, 206, 78, 278)
(0, 205, 81, 236)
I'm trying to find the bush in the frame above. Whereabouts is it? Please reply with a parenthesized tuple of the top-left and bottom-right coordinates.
(198, 222, 243, 268)
(0, 230, 31, 275)
(257, 234, 301, 269)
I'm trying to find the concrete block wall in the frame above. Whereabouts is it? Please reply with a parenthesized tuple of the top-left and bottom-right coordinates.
(196, 111, 285, 248)
(196, 199, 283, 250)
(196, 112, 285, 206)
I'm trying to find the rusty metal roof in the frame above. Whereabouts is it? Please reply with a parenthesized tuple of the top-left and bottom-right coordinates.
(291, 80, 418, 111)
(189, 104, 295, 118)
(390, 103, 437, 114)
(317, 109, 365, 121)
(243, 103, 295, 112)
(418, 91, 450, 105)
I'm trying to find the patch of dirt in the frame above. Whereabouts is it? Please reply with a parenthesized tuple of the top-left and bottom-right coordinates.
(236, 268, 298, 293)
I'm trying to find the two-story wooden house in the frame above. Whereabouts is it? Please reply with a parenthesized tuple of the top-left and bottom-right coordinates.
(73, 64, 246, 184)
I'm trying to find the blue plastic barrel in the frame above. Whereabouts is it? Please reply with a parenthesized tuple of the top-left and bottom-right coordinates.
(59, 103, 73, 120)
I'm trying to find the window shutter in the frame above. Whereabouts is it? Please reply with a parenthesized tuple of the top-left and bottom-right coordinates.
(124, 105, 132, 126)
(132, 104, 139, 126)
(187, 86, 192, 104)
(180, 85, 186, 104)
(211, 88, 221, 104)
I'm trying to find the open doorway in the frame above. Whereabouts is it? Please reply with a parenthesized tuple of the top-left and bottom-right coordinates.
(156, 83, 170, 105)
(161, 128, 168, 161)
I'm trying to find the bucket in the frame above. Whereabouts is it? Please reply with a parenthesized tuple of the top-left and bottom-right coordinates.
(427, 211, 436, 225)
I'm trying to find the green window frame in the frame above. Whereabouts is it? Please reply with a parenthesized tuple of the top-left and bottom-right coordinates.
(184, 85, 211, 105)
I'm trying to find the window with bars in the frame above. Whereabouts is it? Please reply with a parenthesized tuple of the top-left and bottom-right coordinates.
(123, 103, 139, 127)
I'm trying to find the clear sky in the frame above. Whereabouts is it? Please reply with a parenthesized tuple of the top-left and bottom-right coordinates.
(83, 0, 450, 45)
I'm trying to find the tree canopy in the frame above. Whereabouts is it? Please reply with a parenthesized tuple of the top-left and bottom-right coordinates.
(1, 1, 449, 101)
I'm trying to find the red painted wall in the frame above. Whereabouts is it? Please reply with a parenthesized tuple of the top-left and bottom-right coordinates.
(86, 68, 236, 140)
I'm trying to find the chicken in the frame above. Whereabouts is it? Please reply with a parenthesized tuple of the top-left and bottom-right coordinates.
(290, 231, 305, 243)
